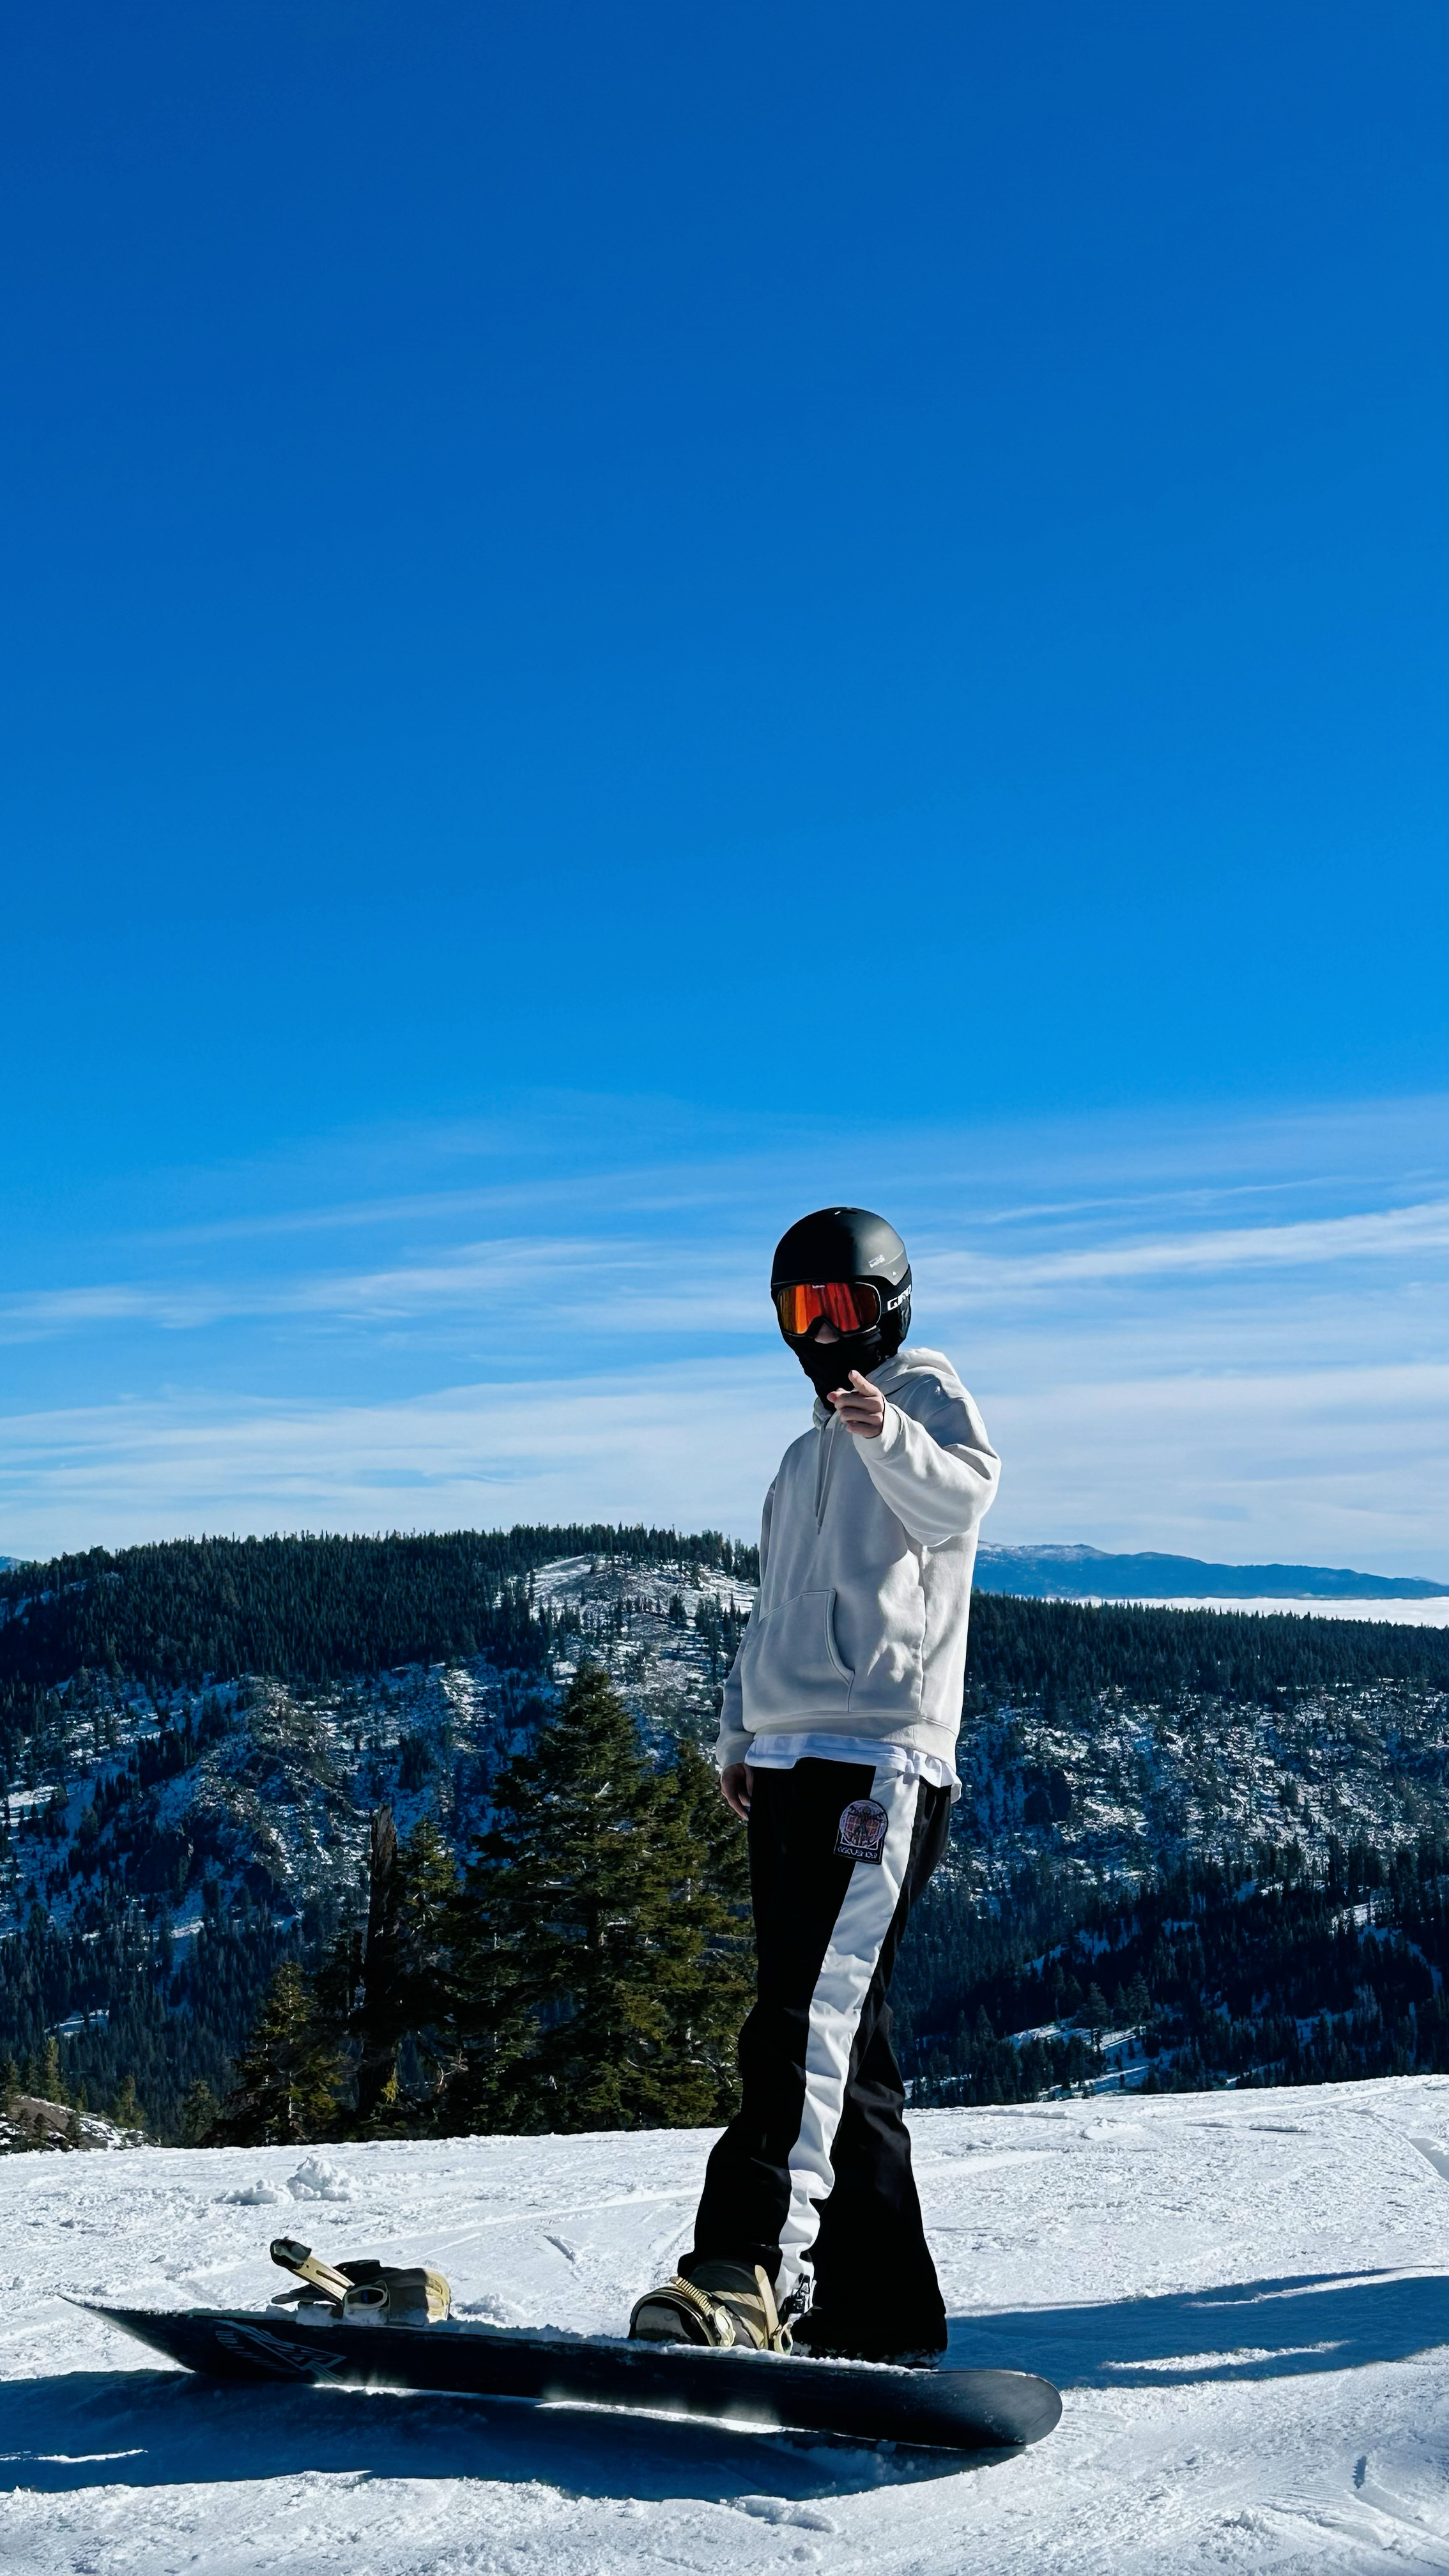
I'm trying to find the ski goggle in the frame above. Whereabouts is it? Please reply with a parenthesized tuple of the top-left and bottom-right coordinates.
(774, 1280, 884, 1340)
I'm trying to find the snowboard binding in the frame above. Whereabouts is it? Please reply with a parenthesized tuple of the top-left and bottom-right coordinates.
(268, 2236, 451, 2327)
(628, 2257, 792, 2354)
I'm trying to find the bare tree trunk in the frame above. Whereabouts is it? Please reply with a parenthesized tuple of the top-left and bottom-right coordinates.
(355, 1805, 402, 2124)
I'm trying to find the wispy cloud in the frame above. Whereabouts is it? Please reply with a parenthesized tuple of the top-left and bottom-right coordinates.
(924, 1198, 1449, 1300)
(6, 1198, 1446, 1347)
(1, 1355, 1443, 1576)
(0, 1236, 673, 1343)
(0, 1365, 804, 1554)
(1, 1091, 1445, 1573)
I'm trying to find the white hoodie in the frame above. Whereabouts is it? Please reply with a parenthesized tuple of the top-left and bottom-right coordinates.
(715, 1346, 1000, 1776)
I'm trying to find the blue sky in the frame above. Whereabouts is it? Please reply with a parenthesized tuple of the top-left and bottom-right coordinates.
(1, 4, 1446, 1572)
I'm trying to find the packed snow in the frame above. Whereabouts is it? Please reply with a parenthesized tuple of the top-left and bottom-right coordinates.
(5, 2078, 1449, 2571)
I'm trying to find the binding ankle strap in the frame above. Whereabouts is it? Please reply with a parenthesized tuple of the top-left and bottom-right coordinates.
(628, 2274, 740, 2347)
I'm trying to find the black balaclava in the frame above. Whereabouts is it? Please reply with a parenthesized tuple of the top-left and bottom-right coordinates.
(770, 1206, 912, 1403)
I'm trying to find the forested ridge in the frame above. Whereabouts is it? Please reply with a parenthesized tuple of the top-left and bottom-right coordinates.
(898, 1834, 1449, 2106)
(0, 1526, 757, 1701)
(962, 1592, 1449, 1705)
(0, 1667, 751, 2150)
(3, 1527, 1443, 1719)
(0, 1891, 295, 2140)
(2, 1526, 1448, 2143)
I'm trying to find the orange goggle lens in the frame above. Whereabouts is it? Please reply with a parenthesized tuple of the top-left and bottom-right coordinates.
(774, 1280, 883, 1339)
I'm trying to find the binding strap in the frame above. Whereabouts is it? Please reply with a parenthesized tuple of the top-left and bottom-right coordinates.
(629, 2274, 740, 2347)
(629, 2264, 792, 2353)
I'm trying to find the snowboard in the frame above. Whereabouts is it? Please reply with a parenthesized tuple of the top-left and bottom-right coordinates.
(81, 2301, 1062, 2454)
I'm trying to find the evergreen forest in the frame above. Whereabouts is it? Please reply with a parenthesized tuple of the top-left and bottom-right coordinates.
(1, 1526, 1446, 2144)
(896, 1833, 1449, 2105)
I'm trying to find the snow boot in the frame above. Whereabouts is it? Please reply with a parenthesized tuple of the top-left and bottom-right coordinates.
(629, 2258, 792, 2353)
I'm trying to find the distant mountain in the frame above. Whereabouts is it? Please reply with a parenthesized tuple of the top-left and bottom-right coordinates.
(974, 1544, 1448, 1601)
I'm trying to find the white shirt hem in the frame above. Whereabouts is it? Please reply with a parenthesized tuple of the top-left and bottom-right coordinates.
(744, 1730, 960, 1798)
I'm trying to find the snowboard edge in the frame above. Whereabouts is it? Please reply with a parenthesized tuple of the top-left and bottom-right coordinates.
(77, 2302, 1062, 2453)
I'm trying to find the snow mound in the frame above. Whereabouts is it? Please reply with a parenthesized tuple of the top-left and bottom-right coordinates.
(224, 2152, 358, 2205)
(286, 2152, 359, 2201)
(737, 2496, 839, 2530)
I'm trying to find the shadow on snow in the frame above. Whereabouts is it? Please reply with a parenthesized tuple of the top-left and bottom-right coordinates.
(949, 2266, 1449, 2389)
(0, 2366, 992, 2501)
(17, 2264, 1422, 2497)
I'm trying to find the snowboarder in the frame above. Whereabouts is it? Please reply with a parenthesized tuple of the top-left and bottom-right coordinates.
(631, 1206, 1000, 2365)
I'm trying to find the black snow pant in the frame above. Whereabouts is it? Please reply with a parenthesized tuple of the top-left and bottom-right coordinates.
(688, 1756, 953, 2358)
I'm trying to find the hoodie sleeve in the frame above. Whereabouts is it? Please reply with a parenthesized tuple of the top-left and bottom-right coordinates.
(714, 1479, 774, 1770)
(857, 1376, 1000, 1548)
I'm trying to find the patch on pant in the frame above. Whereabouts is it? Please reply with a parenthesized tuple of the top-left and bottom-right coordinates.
(835, 1796, 889, 1864)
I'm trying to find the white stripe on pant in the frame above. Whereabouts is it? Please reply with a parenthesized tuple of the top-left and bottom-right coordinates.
(776, 1765, 918, 2300)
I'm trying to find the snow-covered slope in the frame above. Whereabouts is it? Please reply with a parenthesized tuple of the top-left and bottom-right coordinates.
(4, 1552, 751, 1949)
(17, 1553, 1449, 1958)
(6, 2077, 1449, 2572)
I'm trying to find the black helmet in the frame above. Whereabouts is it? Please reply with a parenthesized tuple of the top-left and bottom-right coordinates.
(770, 1207, 912, 1399)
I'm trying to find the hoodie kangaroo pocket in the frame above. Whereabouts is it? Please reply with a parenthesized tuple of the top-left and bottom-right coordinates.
(742, 1587, 854, 1722)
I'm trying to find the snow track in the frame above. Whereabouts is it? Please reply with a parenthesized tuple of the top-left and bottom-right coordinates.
(5, 2080, 1449, 2572)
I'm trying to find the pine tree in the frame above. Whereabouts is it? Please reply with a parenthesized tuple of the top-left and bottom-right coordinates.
(111, 2073, 144, 2131)
(443, 1832, 540, 2136)
(354, 1805, 404, 2126)
(664, 1736, 751, 2119)
(314, 1811, 462, 2135)
(390, 1814, 461, 2108)
(446, 1663, 750, 2133)
(210, 1964, 342, 2146)
(180, 2078, 220, 2145)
